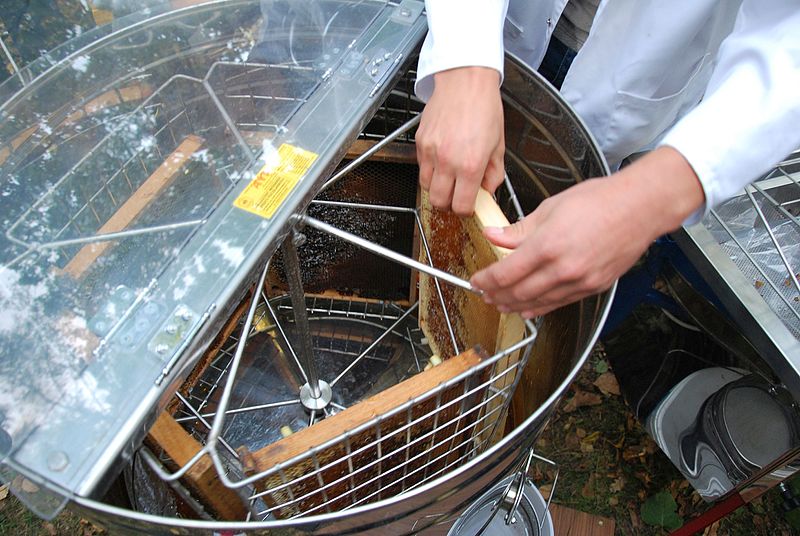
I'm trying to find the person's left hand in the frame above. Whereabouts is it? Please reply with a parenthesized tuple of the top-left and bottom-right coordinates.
(470, 146, 705, 317)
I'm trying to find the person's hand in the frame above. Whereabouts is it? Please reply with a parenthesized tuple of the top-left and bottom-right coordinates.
(416, 67, 505, 216)
(470, 146, 706, 317)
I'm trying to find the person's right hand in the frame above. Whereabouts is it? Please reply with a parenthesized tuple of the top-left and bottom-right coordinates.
(416, 66, 505, 216)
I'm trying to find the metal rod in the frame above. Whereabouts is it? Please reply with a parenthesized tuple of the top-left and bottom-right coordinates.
(281, 233, 322, 398)
(303, 215, 481, 295)
(0, 35, 25, 85)
(415, 210, 461, 355)
(175, 399, 299, 423)
(263, 290, 309, 384)
(175, 393, 239, 460)
(206, 260, 271, 444)
(310, 199, 417, 214)
(34, 219, 205, 249)
(319, 114, 421, 193)
(503, 171, 526, 222)
(331, 301, 419, 386)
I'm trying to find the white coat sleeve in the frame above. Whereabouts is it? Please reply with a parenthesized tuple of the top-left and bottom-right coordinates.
(415, 0, 509, 102)
(659, 0, 800, 224)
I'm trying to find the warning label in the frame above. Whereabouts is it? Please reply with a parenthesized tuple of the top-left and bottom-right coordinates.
(234, 143, 318, 219)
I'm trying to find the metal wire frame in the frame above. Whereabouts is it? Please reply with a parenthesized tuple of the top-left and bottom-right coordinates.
(4, 59, 314, 257)
(707, 160, 800, 332)
(138, 109, 539, 521)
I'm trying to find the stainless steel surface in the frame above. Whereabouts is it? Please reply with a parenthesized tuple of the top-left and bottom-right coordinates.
(447, 473, 554, 536)
(677, 159, 800, 399)
(2, 7, 615, 531)
(62, 53, 613, 535)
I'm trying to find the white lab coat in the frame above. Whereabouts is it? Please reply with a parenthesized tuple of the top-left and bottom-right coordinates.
(416, 0, 800, 223)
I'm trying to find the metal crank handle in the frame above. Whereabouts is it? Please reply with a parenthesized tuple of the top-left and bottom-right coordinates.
(300, 215, 483, 295)
(492, 448, 559, 532)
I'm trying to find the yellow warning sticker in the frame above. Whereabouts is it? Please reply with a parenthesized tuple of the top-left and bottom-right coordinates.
(234, 143, 318, 219)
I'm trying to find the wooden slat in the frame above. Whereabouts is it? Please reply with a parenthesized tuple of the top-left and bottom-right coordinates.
(550, 504, 616, 536)
(62, 135, 203, 278)
(240, 346, 488, 519)
(418, 189, 525, 446)
(344, 139, 418, 164)
(146, 412, 248, 520)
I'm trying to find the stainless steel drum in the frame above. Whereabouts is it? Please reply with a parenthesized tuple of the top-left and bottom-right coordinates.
(0, 1, 613, 534)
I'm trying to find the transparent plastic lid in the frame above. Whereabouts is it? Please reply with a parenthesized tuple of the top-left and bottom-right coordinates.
(0, 0, 425, 514)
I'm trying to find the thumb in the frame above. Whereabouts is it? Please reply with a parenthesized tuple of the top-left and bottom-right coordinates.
(483, 215, 535, 249)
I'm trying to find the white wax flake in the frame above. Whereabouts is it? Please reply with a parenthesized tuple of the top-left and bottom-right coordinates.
(38, 121, 52, 136)
(191, 148, 211, 163)
(260, 142, 280, 172)
(172, 273, 196, 301)
(211, 239, 245, 265)
(0, 268, 48, 335)
(71, 55, 91, 73)
(138, 135, 156, 152)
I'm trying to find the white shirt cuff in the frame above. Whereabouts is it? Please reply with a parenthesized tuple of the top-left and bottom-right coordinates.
(415, 1, 508, 102)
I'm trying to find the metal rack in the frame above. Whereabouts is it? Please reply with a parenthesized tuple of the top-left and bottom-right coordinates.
(678, 153, 800, 398)
(134, 148, 539, 520)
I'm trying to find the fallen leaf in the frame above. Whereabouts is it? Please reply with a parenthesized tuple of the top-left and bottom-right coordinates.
(702, 521, 720, 536)
(581, 473, 596, 499)
(580, 441, 594, 453)
(43, 522, 57, 536)
(594, 359, 609, 374)
(0, 484, 8, 501)
(565, 432, 581, 450)
(594, 372, 621, 396)
(609, 496, 619, 507)
(641, 491, 683, 530)
(563, 390, 603, 412)
(610, 476, 625, 493)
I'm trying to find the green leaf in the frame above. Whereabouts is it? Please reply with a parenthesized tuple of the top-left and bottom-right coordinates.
(594, 359, 609, 374)
(640, 491, 683, 530)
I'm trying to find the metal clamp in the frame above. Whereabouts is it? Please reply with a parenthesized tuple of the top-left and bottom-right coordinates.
(483, 448, 559, 533)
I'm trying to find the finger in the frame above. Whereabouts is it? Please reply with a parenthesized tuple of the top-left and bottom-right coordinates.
(481, 261, 565, 306)
(429, 165, 455, 211)
(481, 142, 505, 194)
(451, 165, 484, 217)
(470, 241, 544, 292)
(482, 213, 538, 250)
(418, 158, 434, 192)
(416, 138, 435, 191)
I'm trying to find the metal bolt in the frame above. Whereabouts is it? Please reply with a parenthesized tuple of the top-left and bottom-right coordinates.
(179, 310, 192, 322)
(165, 325, 177, 335)
(155, 344, 169, 355)
(47, 451, 69, 472)
(371, 68, 379, 76)
(292, 232, 307, 247)
(546, 17, 552, 26)
(373, 57, 383, 65)
(384, 52, 392, 60)
(399, 7, 411, 17)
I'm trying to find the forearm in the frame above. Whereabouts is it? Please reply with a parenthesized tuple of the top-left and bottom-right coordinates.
(660, 0, 800, 223)
(612, 146, 706, 241)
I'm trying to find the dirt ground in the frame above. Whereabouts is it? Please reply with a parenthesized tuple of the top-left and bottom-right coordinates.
(2, 345, 799, 535)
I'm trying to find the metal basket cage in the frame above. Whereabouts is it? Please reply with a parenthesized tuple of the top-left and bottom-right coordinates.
(133, 147, 540, 522)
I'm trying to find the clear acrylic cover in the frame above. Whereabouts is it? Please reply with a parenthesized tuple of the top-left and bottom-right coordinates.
(0, 0, 425, 513)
